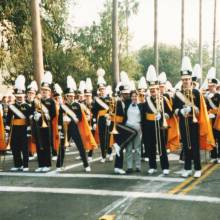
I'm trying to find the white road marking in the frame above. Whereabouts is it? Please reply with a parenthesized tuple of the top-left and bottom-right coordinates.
(96, 197, 129, 217)
(0, 186, 220, 203)
(47, 156, 102, 174)
(0, 172, 184, 182)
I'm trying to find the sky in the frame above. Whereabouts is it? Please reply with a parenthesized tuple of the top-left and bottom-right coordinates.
(68, 0, 220, 51)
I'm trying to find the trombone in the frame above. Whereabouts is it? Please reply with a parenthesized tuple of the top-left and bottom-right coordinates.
(182, 88, 198, 150)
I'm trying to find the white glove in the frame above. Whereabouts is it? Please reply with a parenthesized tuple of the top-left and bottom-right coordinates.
(164, 113, 170, 119)
(106, 119, 111, 126)
(45, 113, 50, 121)
(63, 115, 71, 123)
(34, 112, 41, 121)
(27, 133, 31, 138)
(59, 132, 64, 139)
(92, 124, 97, 130)
(180, 108, 187, 116)
(156, 113, 161, 121)
(194, 106, 199, 114)
(184, 106, 191, 114)
(209, 113, 215, 119)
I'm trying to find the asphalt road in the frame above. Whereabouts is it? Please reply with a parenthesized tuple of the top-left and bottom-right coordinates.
(0, 147, 220, 220)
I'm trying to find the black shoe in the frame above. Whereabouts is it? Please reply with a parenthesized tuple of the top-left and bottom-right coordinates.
(126, 168, 133, 174)
(136, 168, 141, 173)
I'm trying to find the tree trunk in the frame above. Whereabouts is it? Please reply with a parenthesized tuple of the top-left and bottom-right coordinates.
(112, 0, 120, 87)
(199, 0, 203, 79)
(31, 0, 44, 88)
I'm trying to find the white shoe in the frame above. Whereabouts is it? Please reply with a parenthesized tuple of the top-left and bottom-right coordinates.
(88, 157, 93, 162)
(35, 167, 43, 172)
(179, 160, 184, 164)
(108, 154, 114, 161)
(194, 170, 202, 178)
(217, 159, 220, 164)
(29, 156, 35, 161)
(75, 156, 81, 160)
(23, 168, 29, 172)
(10, 167, 20, 172)
(114, 168, 126, 175)
(52, 156, 57, 161)
(148, 169, 157, 174)
(85, 166, 91, 172)
(100, 158, 106, 163)
(210, 158, 217, 163)
(42, 167, 51, 172)
(144, 157, 149, 162)
(113, 143, 121, 157)
(163, 169, 170, 175)
(181, 170, 192, 178)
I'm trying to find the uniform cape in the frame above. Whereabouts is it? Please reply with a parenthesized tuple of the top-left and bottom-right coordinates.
(199, 95, 215, 151)
(0, 111, 6, 150)
(52, 102, 60, 153)
(164, 97, 180, 152)
(78, 108, 97, 150)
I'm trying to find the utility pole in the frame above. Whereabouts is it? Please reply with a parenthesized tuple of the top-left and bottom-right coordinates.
(31, 0, 44, 87)
(112, 0, 120, 87)
(181, 0, 185, 61)
(154, 0, 159, 74)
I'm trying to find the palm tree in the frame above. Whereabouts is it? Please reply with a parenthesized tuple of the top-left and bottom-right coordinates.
(213, 0, 217, 67)
(112, 0, 120, 86)
(31, 0, 44, 87)
(181, 0, 185, 61)
(154, 0, 159, 74)
(199, 0, 203, 77)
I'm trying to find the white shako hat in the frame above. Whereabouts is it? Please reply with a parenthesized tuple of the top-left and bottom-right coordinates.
(146, 65, 158, 89)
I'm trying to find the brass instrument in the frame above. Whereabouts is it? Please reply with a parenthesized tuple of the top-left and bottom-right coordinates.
(63, 114, 69, 147)
(109, 97, 119, 135)
(34, 98, 48, 128)
(155, 92, 162, 156)
(161, 96, 168, 129)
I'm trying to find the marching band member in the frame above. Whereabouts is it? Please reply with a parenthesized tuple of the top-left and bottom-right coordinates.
(57, 76, 91, 172)
(204, 67, 220, 163)
(93, 68, 112, 163)
(125, 90, 143, 173)
(173, 57, 214, 178)
(84, 78, 95, 161)
(32, 71, 56, 172)
(111, 71, 138, 174)
(138, 76, 148, 162)
(5, 75, 31, 171)
(142, 66, 172, 175)
(26, 81, 38, 160)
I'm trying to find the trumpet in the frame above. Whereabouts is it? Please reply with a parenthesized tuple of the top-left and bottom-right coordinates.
(109, 97, 119, 135)
(34, 98, 48, 128)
